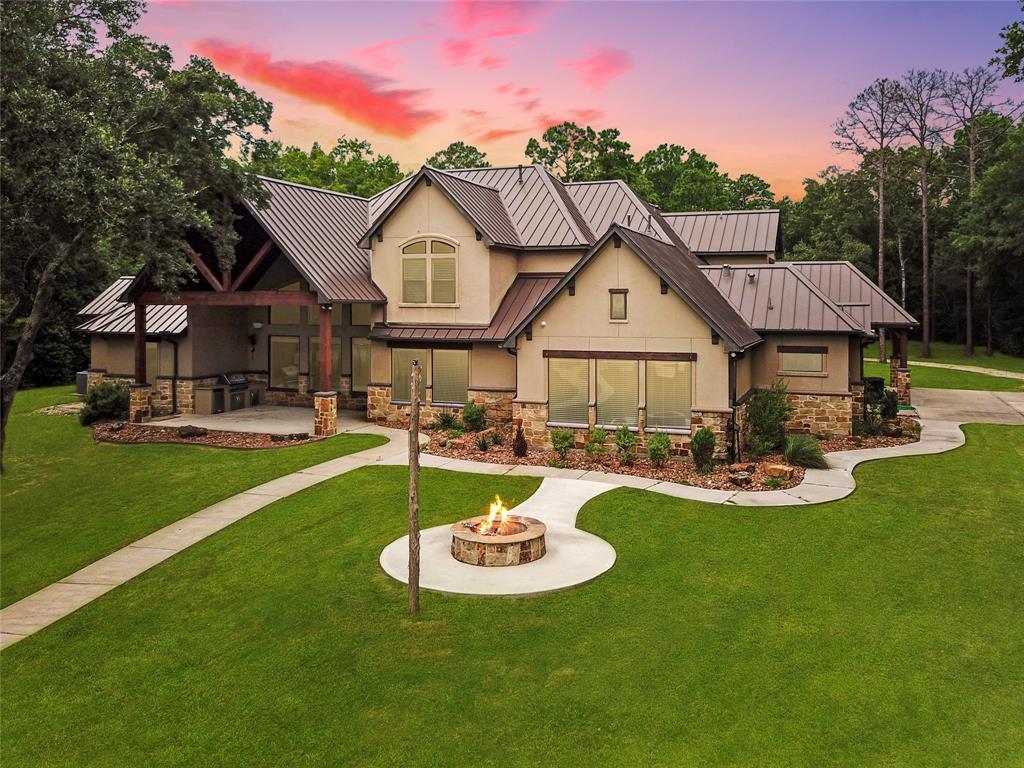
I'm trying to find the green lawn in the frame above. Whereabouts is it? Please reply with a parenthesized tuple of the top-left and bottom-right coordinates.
(2, 424, 1022, 766)
(865, 339, 1024, 374)
(0, 385, 386, 607)
(864, 361, 1024, 392)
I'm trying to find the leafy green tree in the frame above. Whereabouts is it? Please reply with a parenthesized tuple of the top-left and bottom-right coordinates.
(0, 0, 272, 457)
(525, 123, 645, 189)
(730, 173, 777, 209)
(993, 2, 1024, 82)
(243, 137, 404, 197)
(637, 144, 775, 212)
(426, 141, 489, 170)
(783, 166, 875, 271)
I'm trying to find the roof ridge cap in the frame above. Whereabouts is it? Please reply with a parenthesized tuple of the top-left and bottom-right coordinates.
(535, 166, 592, 244)
(255, 175, 369, 202)
(663, 208, 780, 216)
(426, 166, 501, 192)
(783, 264, 863, 333)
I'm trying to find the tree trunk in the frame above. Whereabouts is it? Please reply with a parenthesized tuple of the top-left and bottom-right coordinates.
(920, 160, 931, 358)
(407, 360, 421, 616)
(877, 159, 887, 363)
(897, 234, 906, 308)
(985, 290, 993, 356)
(0, 243, 76, 467)
(965, 143, 976, 357)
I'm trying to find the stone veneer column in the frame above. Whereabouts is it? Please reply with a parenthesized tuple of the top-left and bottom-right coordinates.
(128, 383, 152, 423)
(890, 359, 912, 405)
(850, 382, 866, 422)
(313, 391, 338, 437)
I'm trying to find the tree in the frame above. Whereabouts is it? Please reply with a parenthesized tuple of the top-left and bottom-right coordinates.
(0, 0, 272, 458)
(940, 66, 1016, 355)
(784, 166, 874, 271)
(425, 141, 489, 170)
(834, 78, 906, 361)
(524, 123, 644, 187)
(730, 173, 777, 209)
(993, 2, 1024, 82)
(243, 137, 404, 197)
(637, 144, 774, 212)
(898, 69, 948, 356)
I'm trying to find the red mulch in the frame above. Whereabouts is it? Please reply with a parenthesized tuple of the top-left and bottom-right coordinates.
(818, 416, 921, 453)
(93, 422, 321, 450)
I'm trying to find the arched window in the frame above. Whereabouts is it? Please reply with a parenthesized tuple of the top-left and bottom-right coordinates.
(401, 238, 458, 305)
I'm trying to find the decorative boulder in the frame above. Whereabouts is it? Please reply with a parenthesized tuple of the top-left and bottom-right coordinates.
(728, 471, 753, 487)
(729, 462, 756, 474)
(177, 425, 208, 438)
(880, 422, 903, 437)
(765, 463, 795, 480)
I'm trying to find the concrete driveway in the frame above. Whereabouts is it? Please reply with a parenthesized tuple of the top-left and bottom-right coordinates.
(914, 388, 1024, 426)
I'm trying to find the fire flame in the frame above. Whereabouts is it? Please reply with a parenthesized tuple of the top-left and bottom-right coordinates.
(478, 494, 509, 535)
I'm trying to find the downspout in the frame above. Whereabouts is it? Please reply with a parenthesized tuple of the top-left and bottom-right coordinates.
(167, 337, 179, 413)
(728, 352, 738, 464)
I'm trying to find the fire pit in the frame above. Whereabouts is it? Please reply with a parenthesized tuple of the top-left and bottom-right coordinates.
(450, 495, 546, 567)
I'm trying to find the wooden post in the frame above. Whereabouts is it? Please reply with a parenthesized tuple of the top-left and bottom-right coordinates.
(133, 302, 147, 384)
(408, 359, 421, 616)
(319, 304, 332, 390)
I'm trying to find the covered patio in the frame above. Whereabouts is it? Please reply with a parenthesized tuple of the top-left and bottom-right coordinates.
(154, 405, 372, 436)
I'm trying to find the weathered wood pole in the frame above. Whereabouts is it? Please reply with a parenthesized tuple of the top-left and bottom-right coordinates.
(408, 359, 421, 616)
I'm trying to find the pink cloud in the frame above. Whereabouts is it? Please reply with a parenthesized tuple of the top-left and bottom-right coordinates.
(351, 35, 426, 72)
(439, 2, 550, 69)
(194, 40, 441, 138)
(479, 55, 507, 70)
(462, 108, 488, 118)
(478, 127, 530, 141)
(447, 1, 551, 33)
(570, 108, 604, 122)
(563, 46, 632, 90)
(440, 37, 479, 66)
(518, 97, 541, 112)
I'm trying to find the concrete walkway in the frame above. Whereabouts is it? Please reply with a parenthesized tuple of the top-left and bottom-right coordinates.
(866, 357, 1024, 381)
(5, 388, 1017, 646)
(0, 423, 415, 649)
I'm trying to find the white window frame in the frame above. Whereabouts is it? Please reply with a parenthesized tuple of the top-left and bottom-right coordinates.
(399, 235, 460, 307)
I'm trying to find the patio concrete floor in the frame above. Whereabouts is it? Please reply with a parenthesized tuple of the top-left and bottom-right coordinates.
(154, 405, 371, 435)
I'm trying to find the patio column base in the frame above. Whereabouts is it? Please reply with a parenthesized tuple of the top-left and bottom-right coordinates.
(129, 383, 152, 424)
(314, 391, 338, 437)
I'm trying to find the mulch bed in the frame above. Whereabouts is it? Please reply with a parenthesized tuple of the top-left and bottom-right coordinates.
(93, 422, 321, 450)
(818, 417, 921, 453)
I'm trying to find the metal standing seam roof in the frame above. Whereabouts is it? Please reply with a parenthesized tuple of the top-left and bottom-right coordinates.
(244, 177, 386, 303)
(789, 261, 918, 328)
(501, 226, 761, 352)
(76, 301, 188, 335)
(662, 210, 780, 255)
(368, 273, 563, 343)
(699, 264, 867, 335)
(447, 165, 593, 247)
(429, 170, 522, 246)
(563, 180, 673, 244)
(78, 276, 134, 317)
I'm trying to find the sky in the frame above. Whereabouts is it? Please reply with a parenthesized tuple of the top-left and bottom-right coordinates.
(141, 0, 1022, 199)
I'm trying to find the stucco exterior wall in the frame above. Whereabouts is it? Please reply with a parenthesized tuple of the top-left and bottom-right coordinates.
(187, 305, 249, 378)
(370, 182, 494, 325)
(513, 238, 731, 412)
(748, 333, 853, 395)
(517, 250, 585, 274)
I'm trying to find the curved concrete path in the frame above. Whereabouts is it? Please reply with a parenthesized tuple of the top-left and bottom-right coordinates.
(379, 479, 617, 596)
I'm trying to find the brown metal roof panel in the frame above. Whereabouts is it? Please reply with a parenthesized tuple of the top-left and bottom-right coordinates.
(790, 262, 917, 327)
(77, 303, 187, 335)
(79, 277, 134, 317)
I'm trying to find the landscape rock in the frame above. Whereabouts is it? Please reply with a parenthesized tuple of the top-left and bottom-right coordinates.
(765, 463, 795, 480)
(177, 425, 208, 438)
(108, 421, 126, 432)
(729, 462, 755, 474)
(728, 471, 753, 486)
(880, 423, 903, 437)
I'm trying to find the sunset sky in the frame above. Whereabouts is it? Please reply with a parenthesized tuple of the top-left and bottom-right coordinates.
(142, 0, 1021, 199)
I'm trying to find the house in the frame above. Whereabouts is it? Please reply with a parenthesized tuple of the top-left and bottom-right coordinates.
(78, 164, 917, 457)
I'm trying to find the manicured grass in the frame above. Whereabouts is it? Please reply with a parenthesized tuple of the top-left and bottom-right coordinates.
(2, 425, 1022, 766)
(0, 385, 386, 607)
(864, 361, 1024, 392)
(865, 339, 1024, 373)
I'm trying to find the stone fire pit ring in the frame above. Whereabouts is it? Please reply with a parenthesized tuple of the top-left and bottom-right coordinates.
(450, 515, 546, 566)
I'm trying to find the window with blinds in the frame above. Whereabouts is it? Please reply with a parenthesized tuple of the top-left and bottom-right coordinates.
(431, 258, 457, 304)
(596, 359, 639, 427)
(779, 351, 825, 373)
(351, 337, 370, 393)
(309, 337, 343, 390)
(391, 348, 426, 403)
(402, 258, 427, 303)
(646, 360, 692, 429)
(432, 349, 468, 405)
(548, 358, 589, 425)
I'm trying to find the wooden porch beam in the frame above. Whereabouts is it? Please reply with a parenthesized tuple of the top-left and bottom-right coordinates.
(186, 246, 224, 292)
(229, 239, 274, 292)
(319, 304, 332, 391)
(138, 290, 319, 306)
(133, 302, 147, 384)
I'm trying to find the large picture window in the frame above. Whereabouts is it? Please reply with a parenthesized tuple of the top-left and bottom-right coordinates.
(269, 335, 300, 389)
(401, 239, 458, 304)
(309, 337, 343, 390)
(646, 360, 692, 429)
(391, 348, 427, 403)
(596, 359, 639, 427)
(351, 337, 370, 393)
(548, 358, 589, 426)
(432, 349, 469, 405)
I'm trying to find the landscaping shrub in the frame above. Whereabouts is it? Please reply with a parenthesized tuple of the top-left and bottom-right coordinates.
(512, 426, 528, 457)
(690, 426, 716, 473)
(432, 411, 461, 431)
(745, 381, 793, 455)
(615, 425, 636, 465)
(647, 433, 672, 467)
(490, 431, 503, 446)
(764, 476, 784, 489)
(783, 434, 829, 469)
(584, 428, 607, 457)
(880, 389, 899, 421)
(79, 382, 129, 425)
(461, 401, 487, 432)
(475, 434, 490, 452)
(550, 428, 575, 461)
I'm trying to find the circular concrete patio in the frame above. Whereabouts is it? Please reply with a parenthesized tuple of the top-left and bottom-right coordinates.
(379, 478, 617, 596)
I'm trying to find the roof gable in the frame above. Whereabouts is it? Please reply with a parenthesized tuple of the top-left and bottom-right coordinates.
(789, 261, 917, 328)
(564, 180, 673, 243)
(503, 225, 761, 351)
